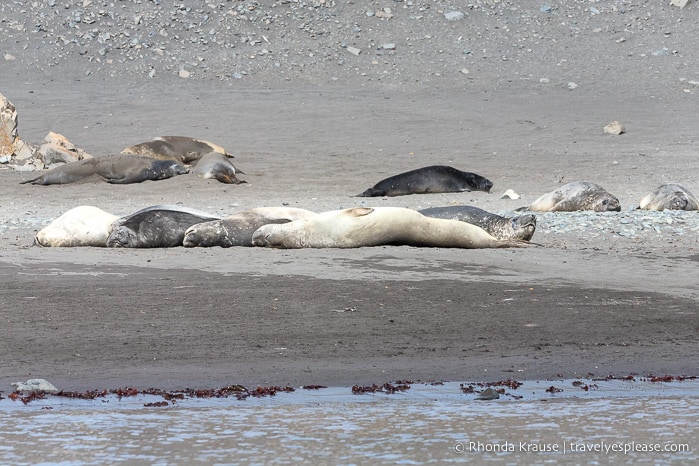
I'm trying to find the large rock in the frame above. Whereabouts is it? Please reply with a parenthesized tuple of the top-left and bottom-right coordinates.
(38, 131, 93, 167)
(0, 92, 36, 163)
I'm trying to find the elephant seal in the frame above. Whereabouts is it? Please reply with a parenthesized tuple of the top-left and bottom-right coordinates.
(20, 155, 188, 185)
(121, 136, 230, 164)
(183, 207, 317, 247)
(418, 206, 537, 241)
(107, 205, 221, 248)
(524, 181, 621, 212)
(357, 165, 493, 197)
(192, 152, 245, 184)
(251, 207, 525, 249)
(35, 206, 119, 247)
(638, 184, 699, 211)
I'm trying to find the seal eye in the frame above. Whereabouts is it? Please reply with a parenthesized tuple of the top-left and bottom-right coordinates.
(602, 199, 609, 205)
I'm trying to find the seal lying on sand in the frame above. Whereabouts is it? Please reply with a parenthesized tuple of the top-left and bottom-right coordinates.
(121, 136, 230, 164)
(20, 155, 188, 185)
(638, 184, 699, 211)
(251, 207, 526, 249)
(523, 181, 621, 212)
(35, 206, 119, 247)
(192, 152, 245, 184)
(418, 206, 537, 241)
(183, 207, 317, 247)
(357, 165, 493, 197)
(107, 205, 221, 248)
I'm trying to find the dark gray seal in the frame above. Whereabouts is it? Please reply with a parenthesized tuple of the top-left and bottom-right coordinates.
(192, 152, 245, 184)
(638, 184, 699, 211)
(183, 207, 316, 248)
(121, 136, 231, 164)
(524, 181, 621, 212)
(418, 206, 537, 241)
(20, 155, 188, 185)
(107, 205, 221, 248)
(357, 165, 493, 197)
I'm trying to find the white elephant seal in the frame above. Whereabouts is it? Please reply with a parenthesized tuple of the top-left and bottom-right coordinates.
(35, 206, 119, 247)
(192, 152, 245, 184)
(184, 207, 316, 247)
(418, 206, 537, 241)
(524, 181, 621, 212)
(638, 184, 699, 211)
(20, 155, 188, 185)
(107, 205, 221, 248)
(251, 207, 526, 249)
(121, 136, 230, 164)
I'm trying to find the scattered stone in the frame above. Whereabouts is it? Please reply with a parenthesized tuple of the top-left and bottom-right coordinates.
(476, 387, 500, 400)
(346, 46, 361, 56)
(604, 121, 625, 135)
(670, 0, 689, 8)
(11, 378, 59, 393)
(179, 69, 191, 79)
(567, 82, 578, 90)
(381, 43, 396, 50)
(4, 53, 15, 61)
(444, 11, 465, 21)
(501, 189, 521, 200)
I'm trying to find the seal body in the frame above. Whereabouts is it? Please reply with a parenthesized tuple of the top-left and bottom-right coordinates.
(251, 207, 524, 249)
(184, 207, 316, 247)
(357, 165, 493, 197)
(419, 206, 536, 241)
(107, 205, 221, 248)
(121, 136, 230, 164)
(526, 181, 621, 212)
(638, 184, 699, 211)
(21, 155, 188, 185)
(192, 152, 245, 184)
(35, 206, 119, 247)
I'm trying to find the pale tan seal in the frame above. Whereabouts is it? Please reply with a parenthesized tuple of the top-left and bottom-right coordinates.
(638, 184, 699, 211)
(121, 136, 230, 164)
(251, 207, 525, 249)
(35, 206, 119, 247)
(524, 181, 621, 212)
(192, 152, 245, 184)
(20, 155, 188, 185)
(183, 207, 316, 247)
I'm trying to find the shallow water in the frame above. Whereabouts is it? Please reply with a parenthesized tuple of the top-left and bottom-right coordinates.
(1, 379, 696, 465)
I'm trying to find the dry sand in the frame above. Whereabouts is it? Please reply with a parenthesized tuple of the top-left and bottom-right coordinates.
(1, 1, 698, 392)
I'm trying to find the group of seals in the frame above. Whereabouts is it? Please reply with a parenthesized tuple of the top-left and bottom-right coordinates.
(21, 136, 246, 185)
(20, 155, 189, 185)
(36, 204, 533, 249)
(518, 181, 698, 212)
(357, 165, 493, 197)
(252, 207, 526, 249)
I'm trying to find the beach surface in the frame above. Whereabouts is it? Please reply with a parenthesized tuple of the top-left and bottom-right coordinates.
(1, 0, 698, 392)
